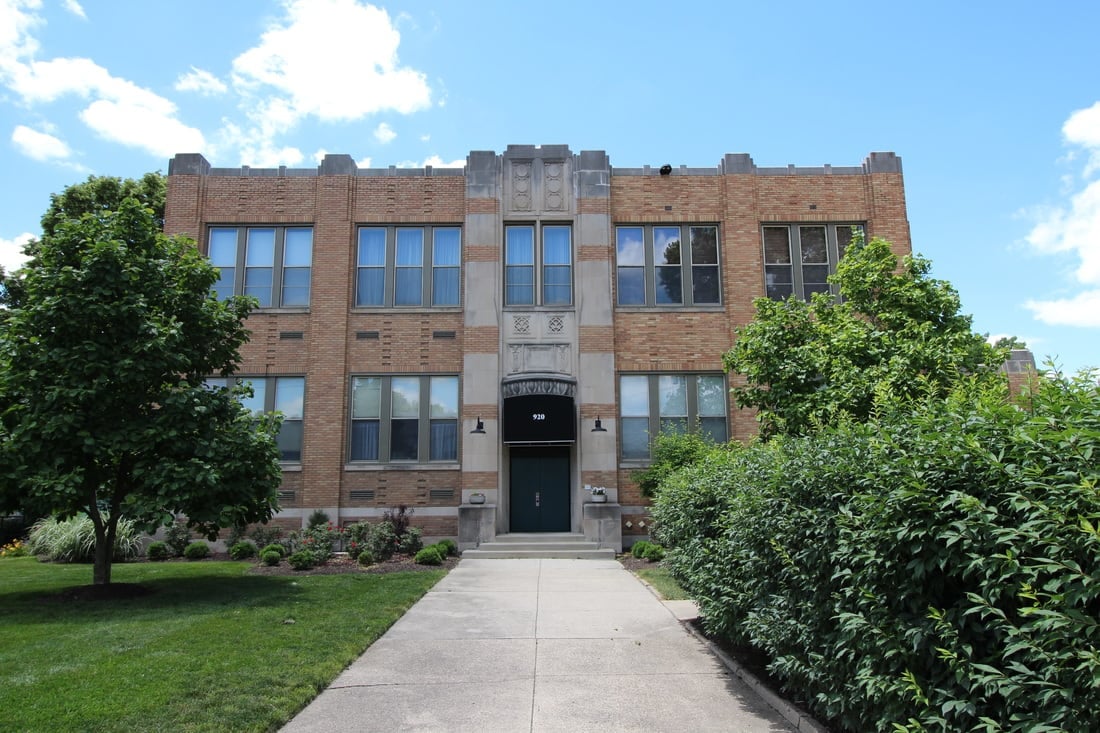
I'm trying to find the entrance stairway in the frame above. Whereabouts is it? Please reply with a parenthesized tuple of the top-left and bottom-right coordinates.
(461, 532, 616, 560)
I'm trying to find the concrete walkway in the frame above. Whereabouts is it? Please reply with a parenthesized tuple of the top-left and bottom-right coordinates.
(282, 558, 797, 733)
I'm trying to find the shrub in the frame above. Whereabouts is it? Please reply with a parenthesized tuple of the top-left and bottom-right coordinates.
(368, 521, 398, 562)
(287, 550, 314, 571)
(225, 524, 247, 547)
(27, 515, 142, 563)
(0, 539, 29, 558)
(291, 522, 343, 563)
(344, 521, 373, 560)
(436, 538, 457, 557)
(397, 526, 423, 555)
(652, 373, 1100, 732)
(357, 549, 375, 566)
(183, 541, 211, 560)
(261, 543, 286, 558)
(630, 541, 652, 559)
(633, 430, 716, 498)
(146, 541, 170, 561)
(229, 541, 257, 560)
(383, 505, 413, 537)
(249, 525, 283, 548)
(261, 550, 281, 567)
(306, 509, 330, 529)
(414, 546, 444, 565)
(641, 543, 665, 562)
(163, 522, 192, 557)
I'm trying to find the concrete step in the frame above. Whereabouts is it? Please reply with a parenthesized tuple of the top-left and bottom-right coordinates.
(490, 532, 587, 543)
(462, 533, 616, 559)
(461, 548, 616, 560)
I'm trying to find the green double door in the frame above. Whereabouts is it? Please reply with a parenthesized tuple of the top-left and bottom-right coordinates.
(509, 447, 570, 533)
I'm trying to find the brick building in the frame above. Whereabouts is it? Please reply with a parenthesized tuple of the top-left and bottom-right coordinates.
(164, 144, 911, 551)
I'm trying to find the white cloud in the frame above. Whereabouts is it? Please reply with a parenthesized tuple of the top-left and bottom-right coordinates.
(1023, 101, 1100, 326)
(374, 122, 396, 144)
(0, 1, 206, 159)
(0, 232, 33, 273)
(355, 155, 372, 168)
(175, 66, 227, 96)
(12, 123, 70, 160)
(1025, 290, 1100, 327)
(222, 0, 430, 161)
(396, 154, 464, 169)
(80, 99, 204, 157)
(61, 0, 84, 20)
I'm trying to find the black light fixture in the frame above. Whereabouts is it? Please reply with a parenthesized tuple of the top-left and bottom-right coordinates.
(470, 416, 485, 434)
(659, 164, 672, 176)
(591, 415, 607, 432)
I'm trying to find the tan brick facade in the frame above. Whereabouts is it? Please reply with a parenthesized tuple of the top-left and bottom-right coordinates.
(165, 147, 911, 547)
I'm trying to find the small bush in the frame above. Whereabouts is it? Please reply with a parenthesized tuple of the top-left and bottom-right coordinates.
(641, 543, 665, 562)
(345, 521, 373, 560)
(229, 541, 257, 560)
(27, 515, 142, 563)
(164, 522, 192, 557)
(397, 526, 423, 555)
(249, 525, 283, 548)
(287, 550, 314, 571)
(306, 509, 330, 529)
(369, 521, 397, 561)
(1, 539, 29, 558)
(183, 541, 211, 560)
(383, 505, 413, 536)
(261, 550, 282, 567)
(146, 541, 170, 561)
(414, 546, 444, 565)
(261, 543, 286, 558)
(436, 538, 457, 557)
(357, 549, 375, 566)
(630, 541, 652, 559)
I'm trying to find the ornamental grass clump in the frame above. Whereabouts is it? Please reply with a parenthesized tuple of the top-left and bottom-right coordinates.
(27, 515, 141, 563)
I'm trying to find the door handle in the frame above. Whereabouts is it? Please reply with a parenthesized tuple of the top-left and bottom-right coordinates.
(535, 491, 540, 507)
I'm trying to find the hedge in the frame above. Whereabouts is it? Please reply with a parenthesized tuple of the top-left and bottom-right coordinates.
(652, 373, 1100, 732)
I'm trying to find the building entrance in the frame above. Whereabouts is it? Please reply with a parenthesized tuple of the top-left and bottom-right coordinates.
(508, 447, 570, 533)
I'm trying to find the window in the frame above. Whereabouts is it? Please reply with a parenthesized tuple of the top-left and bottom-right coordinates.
(619, 374, 728, 459)
(504, 224, 572, 306)
(762, 224, 864, 300)
(207, 227, 312, 307)
(615, 225, 720, 306)
(356, 226, 461, 307)
(204, 376, 305, 462)
(350, 375, 459, 462)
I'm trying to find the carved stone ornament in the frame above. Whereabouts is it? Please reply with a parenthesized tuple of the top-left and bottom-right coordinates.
(501, 376, 576, 399)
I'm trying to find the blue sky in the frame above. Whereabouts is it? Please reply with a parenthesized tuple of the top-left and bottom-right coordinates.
(2, 0, 1098, 374)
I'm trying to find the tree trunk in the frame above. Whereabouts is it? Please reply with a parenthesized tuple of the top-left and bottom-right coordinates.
(93, 529, 112, 585)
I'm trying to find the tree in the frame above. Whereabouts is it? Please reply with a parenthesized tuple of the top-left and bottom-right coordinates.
(725, 236, 1006, 437)
(39, 172, 166, 237)
(0, 188, 282, 586)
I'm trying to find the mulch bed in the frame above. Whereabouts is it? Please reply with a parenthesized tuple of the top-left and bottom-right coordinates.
(246, 553, 459, 576)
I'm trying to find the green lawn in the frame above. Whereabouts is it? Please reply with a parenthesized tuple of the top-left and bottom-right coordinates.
(635, 564, 691, 600)
(0, 557, 445, 732)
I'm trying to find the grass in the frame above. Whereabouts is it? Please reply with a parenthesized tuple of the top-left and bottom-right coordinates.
(635, 564, 691, 600)
(0, 557, 445, 732)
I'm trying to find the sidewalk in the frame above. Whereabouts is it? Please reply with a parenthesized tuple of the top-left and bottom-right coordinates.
(281, 558, 798, 733)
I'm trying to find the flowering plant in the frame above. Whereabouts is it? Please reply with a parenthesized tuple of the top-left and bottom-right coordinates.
(590, 486, 606, 496)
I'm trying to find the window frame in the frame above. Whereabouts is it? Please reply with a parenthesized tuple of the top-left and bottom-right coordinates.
(615, 224, 721, 307)
(206, 226, 313, 308)
(348, 374, 460, 464)
(204, 375, 306, 463)
(618, 373, 729, 461)
(355, 225, 463, 308)
(504, 223, 574, 308)
(762, 223, 865, 301)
